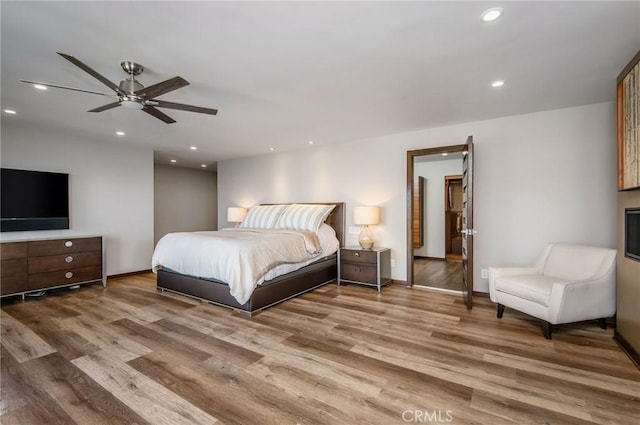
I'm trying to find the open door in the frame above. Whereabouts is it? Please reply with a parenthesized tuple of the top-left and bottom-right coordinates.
(461, 136, 474, 309)
(407, 142, 473, 289)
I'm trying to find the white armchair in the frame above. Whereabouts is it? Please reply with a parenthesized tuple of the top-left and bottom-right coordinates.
(488, 243, 616, 339)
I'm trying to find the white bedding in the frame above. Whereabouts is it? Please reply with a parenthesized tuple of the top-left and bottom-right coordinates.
(152, 226, 338, 305)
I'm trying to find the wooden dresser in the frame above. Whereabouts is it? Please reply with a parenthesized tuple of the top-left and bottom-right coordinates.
(1, 236, 105, 299)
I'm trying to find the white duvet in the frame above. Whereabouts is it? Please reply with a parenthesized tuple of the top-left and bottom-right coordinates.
(152, 228, 328, 305)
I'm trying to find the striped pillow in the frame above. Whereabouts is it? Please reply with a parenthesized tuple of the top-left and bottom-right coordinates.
(240, 204, 288, 229)
(275, 204, 336, 233)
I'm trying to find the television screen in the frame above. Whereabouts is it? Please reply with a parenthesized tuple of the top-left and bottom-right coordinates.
(626, 208, 640, 262)
(1, 168, 69, 232)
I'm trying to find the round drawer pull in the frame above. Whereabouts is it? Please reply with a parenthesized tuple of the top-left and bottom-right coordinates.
(354, 252, 360, 257)
(65, 272, 73, 279)
(355, 266, 361, 273)
(65, 241, 73, 247)
(65, 256, 74, 263)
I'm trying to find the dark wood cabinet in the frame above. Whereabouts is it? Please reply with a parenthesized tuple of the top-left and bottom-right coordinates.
(445, 176, 463, 258)
(338, 247, 391, 292)
(1, 242, 28, 295)
(413, 176, 425, 248)
(1, 236, 105, 299)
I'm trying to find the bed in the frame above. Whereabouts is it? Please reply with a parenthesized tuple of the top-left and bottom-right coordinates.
(154, 202, 344, 316)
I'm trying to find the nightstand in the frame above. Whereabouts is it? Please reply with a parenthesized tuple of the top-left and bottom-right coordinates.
(338, 247, 391, 292)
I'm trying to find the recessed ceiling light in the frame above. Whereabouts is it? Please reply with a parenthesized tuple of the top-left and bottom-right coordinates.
(269, 147, 275, 151)
(33, 84, 48, 90)
(170, 159, 177, 163)
(201, 164, 207, 168)
(116, 131, 125, 136)
(491, 80, 505, 88)
(308, 140, 314, 145)
(481, 7, 503, 22)
(442, 153, 448, 156)
(4, 109, 16, 115)
(190, 146, 197, 150)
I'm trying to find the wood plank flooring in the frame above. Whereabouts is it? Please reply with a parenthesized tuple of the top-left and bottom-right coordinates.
(1, 273, 639, 425)
(414, 258, 462, 291)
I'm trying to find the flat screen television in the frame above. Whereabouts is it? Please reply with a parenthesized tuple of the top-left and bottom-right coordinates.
(1, 168, 69, 232)
(626, 208, 640, 262)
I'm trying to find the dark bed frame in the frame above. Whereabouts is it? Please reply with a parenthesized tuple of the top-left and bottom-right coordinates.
(157, 202, 345, 316)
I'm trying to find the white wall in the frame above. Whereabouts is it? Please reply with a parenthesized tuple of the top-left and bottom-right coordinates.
(414, 158, 462, 258)
(154, 165, 217, 245)
(218, 102, 617, 292)
(1, 123, 154, 275)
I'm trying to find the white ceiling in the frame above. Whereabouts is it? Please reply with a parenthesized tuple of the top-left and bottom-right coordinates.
(2, 1, 639, 169)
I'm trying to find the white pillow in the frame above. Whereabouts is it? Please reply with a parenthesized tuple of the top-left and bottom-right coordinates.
(275, 204, 336, 233)
(240, 204, 288, 229)
(317, 223, 340, 256)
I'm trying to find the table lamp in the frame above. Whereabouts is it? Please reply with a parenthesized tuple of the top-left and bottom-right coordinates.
(353, 206, 380, 250)
(227, 207, 247, 227)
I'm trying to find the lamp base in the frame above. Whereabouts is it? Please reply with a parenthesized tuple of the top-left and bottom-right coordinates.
(358, 240, 374, 250)
(358, 225, 374, 250)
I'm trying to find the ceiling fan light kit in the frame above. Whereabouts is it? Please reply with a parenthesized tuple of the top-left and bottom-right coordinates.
(19, 52, 218, 123)
(120, 99, 144, 110)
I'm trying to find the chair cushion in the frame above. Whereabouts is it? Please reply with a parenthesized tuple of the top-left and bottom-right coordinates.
(494, 274, 561, 307)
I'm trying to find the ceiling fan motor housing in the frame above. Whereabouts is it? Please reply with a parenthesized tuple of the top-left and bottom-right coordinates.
(119, 78, 143, 94)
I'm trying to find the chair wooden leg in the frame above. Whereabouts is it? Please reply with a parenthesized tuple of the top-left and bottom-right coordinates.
(497, 303, 505, 318)
(542, 321, 552, 339)
(599, 318, 607, 330)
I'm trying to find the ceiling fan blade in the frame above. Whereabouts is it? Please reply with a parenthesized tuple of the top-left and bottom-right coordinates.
(135, 76, 189, 100)
(88, 102, 121, 113)
(152, 100, 218, 115)
(142, 106, 176, 124)
(57, 52, 124, 95)
(20, 80, 118, 98)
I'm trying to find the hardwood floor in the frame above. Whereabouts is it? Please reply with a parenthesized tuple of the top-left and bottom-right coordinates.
(414, 257, 462, 291)
(1, 273, 639, 425)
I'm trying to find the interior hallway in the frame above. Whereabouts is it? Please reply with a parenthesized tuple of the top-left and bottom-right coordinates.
(414, 257, 463, 291)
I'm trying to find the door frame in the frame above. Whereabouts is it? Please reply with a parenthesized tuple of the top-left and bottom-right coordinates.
(461, 136, 474, 309)
(406, 143, 469, 287)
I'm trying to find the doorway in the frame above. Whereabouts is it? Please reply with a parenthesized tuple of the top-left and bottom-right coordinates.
(406, 137, 474, 308)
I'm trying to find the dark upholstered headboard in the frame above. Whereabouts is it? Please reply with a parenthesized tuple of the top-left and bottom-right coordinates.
(324, 202, 345, 248)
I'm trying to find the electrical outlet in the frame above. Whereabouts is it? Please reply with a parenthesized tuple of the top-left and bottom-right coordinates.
(481, 268, 488, 279)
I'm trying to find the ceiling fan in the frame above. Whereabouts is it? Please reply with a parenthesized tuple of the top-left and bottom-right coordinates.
(20, 52, 218, 124)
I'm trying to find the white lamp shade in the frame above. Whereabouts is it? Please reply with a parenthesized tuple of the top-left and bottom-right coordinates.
(227, 207, 247, 223)
(353, 206, 380, 225)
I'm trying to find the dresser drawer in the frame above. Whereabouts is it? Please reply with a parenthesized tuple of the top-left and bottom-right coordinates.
(340, 249, 377, 264)
(1, 258, 28, 277)
(1, 275, 28, 295)
(29, 251, 102, 274)
(28, 237, 102, 257)
(340, 262, 378, 284)
(1, 242, 27, 260)
(28, 266, 103, 290)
